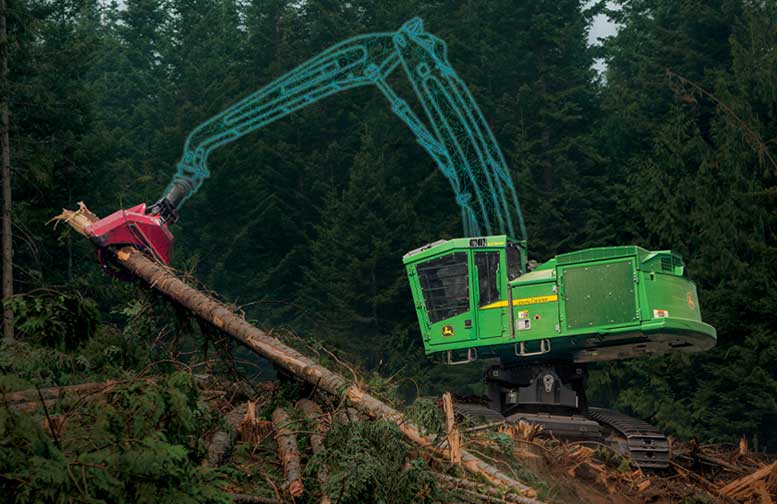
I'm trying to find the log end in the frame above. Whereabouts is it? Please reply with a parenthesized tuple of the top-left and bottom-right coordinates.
(50, 202, 99, 235)
(289, 479, 304, 498)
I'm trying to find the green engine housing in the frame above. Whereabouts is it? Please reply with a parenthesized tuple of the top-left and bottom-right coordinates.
(403, 236, 716, 364)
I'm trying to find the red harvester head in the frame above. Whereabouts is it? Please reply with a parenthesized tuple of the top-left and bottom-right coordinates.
(84, 203, 173, 279)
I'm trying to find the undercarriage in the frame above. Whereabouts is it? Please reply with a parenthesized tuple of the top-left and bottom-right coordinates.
(453, 362, 671, 469)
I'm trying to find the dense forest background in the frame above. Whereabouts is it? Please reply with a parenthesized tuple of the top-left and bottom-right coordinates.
(3, 0, 776, 450)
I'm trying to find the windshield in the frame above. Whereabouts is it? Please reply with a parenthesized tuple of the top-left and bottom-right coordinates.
(416, 253, 470, 323)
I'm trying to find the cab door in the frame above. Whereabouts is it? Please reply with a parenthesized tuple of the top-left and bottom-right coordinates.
(415, 252, 475, 345)
(473, 251, 505, 340)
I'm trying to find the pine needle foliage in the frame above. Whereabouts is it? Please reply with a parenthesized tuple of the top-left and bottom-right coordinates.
(405, 398, 444, 438)
(4, 290, 98, 350)
(0, 373, 231, 503)
(308, 419, 438, 504)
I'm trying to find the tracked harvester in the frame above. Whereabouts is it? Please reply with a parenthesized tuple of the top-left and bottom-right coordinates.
(403, 238, 714, 467)
(85, 18, 715, 468)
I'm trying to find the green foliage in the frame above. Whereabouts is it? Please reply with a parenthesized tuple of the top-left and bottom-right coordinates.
(491, 431, 515, 457)
(0, 372, 230, 503)
(301, 124, 427, 369)
(309, 419, 438, 504)
(5, 290, 98, 350)
(0, 326, 149, 392)
(405, 398, 444, 438)
(0, 294, 165, 392)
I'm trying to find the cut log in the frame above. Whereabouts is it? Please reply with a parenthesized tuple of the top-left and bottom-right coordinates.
(297, 399, 331, 504)
(227, 493, 282, 504)
(239, 401, 273, 445)
(431, 472, 545, 504)
(53, 204, 539, 499)
(12, 399, 56, 413)
(1, 379, 160, 405)
(442, 392, 461, 465)
(334, 406, 361, 424)
(205, 402, 248, 467)
(272, 407, 304, 498)
(720, 462, 777, 499)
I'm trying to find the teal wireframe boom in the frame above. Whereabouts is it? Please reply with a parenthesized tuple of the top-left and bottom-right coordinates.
(152, 18, 527, 241)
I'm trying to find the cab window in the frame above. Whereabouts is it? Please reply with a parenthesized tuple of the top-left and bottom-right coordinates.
(506, 243, 522, 280)
(416, 253, 470, 323)
(475, 252, 500, 306)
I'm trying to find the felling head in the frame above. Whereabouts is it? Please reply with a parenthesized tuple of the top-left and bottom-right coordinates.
(84, 203, 173, 279)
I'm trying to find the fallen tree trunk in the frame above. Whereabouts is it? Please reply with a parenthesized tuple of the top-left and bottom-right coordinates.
(431, 472, 543, 504)
(227, 493, 281, 504)
(334, 406, 361, 424)
(297, 399, 330, 504)
(272, 407, 304, 498)
(54, 204, 539, 499)
(7, 381, 224, 413)
(2, 378, 161, 405)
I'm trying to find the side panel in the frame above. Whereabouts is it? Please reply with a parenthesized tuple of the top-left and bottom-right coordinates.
(511, 279, 561, 343)
(560, 260, 639, 331)
(641, 272, 701, 322)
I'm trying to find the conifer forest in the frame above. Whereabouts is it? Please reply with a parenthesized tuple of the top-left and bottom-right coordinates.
(1, 0, 777, 502)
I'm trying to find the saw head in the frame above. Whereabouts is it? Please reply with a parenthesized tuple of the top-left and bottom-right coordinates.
(84, 203, 173, 279)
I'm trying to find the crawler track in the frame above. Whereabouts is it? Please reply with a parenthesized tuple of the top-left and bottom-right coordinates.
(452, 401, 506, 423)
(449, 399, 670, 469)
(588, 407, 670, 469)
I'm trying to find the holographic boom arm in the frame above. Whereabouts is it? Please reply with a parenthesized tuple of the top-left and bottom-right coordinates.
(152, 18, 526, 241)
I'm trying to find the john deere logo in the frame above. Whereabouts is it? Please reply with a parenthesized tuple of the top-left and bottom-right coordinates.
(441, 325, 455, 337)
(687, 292, 696, 310)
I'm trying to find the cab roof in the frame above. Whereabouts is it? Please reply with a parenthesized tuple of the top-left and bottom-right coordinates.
(402, 235, 520, 264)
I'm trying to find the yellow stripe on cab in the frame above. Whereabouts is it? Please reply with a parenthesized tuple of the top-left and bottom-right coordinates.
(480, 294, 558, 310)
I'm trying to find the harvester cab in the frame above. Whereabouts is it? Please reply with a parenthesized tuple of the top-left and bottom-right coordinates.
(403, 236, 527, 364)
(403, 236, 716, 366)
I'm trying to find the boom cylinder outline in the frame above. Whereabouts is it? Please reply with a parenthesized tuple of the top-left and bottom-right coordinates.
(156, 17, 526, 242)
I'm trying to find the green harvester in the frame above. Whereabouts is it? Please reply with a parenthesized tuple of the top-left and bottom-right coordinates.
(403, 237, 715, 468)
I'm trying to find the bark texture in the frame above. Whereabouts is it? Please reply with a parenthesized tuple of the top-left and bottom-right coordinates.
(4, 379, 145, 404)
(272, 407, 304, 498)
(443, 392, 462, 465)
(54, 204, 539, 498)
(431, 473, 545, 504)
(238, 401, 273, 446)
(297, 399, 331, 504)
(206, 403, 248, 467)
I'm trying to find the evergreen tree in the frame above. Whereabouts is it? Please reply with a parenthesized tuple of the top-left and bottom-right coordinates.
(10, 0, 104, 286)
(302, 120, 424, 370)
(593, 0, 777, 448)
